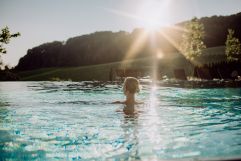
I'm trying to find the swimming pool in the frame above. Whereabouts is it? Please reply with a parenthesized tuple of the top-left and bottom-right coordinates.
(0, 81, 241, 160)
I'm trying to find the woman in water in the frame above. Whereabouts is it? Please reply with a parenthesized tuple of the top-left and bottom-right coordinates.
(113, 77, 142, 114)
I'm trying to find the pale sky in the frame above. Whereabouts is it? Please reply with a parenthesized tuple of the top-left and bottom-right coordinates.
(1, 0, 241, 66)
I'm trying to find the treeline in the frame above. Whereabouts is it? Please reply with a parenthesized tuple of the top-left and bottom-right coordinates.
(16, 30, 153, 70)
(15, 12, 241, 70)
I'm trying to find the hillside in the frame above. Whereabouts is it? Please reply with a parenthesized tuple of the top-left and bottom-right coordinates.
(17, 46, 226, 81)
(15, 12, 241, 71)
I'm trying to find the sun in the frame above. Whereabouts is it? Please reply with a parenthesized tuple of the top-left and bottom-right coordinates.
(143, 18, 161, 32)
(136, 0, 171, 31)
(103, 0, 170, 31)
(103, 0, 171, 62)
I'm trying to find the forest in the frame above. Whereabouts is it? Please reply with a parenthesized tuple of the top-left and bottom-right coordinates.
(15, 12, 241, 71)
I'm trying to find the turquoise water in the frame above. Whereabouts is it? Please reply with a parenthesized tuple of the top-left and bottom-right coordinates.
(0, 81, 241, 160)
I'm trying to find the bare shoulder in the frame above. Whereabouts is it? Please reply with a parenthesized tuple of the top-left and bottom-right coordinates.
(135, 101, 144, 105)
(112, 101, 126, 104)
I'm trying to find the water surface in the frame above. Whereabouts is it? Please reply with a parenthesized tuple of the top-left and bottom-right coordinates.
(0, 81, 241, 160)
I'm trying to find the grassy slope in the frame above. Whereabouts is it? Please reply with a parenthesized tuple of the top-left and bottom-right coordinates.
(18, 58, 153, 81)
(19, 63, 116, 81)
(18, 46, 225, 81)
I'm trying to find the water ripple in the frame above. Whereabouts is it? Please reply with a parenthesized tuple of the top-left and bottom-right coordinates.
(0, 82, 241, 160)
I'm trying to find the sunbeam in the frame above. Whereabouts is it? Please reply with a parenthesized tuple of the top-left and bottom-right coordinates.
(102, 8, 144, 23)
(136, 0, 171, 30)
(103, 0, 205, 80)
(102, 0, 171, 31)
(102, 0, 172, 74)
(157, 26, 204, 67)
(124, 30, 149, 61)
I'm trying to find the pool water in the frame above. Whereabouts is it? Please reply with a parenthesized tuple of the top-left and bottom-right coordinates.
(0, 81, 241, 160)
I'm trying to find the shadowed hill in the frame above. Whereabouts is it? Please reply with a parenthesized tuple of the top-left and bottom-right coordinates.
(16, 46, 226, 81)
(15, 12, 241, 71)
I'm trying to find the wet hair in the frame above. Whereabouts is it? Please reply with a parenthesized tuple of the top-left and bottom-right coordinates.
(123, 77, 140, 94)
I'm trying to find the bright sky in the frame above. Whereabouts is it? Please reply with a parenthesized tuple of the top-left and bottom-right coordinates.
(1, 0, 241, 66)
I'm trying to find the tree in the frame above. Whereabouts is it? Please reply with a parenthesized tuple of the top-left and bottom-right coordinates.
(225, 29, 241, 61)
(181, 17, 206, 60)
(0, 26, 20, 66)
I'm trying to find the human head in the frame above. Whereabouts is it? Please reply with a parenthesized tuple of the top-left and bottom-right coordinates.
(123, 77, 140, 95)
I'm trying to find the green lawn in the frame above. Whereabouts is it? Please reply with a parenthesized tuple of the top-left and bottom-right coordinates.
(18, 58, 153, 81)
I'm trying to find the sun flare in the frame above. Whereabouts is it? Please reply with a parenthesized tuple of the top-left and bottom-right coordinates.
(136, 0, 171, 31)
(105, 0, 172, 78)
